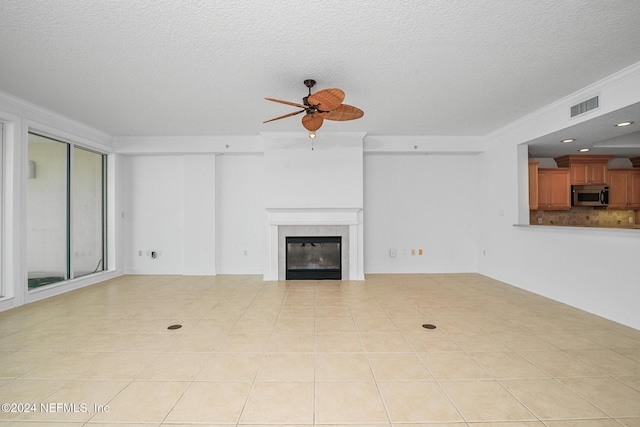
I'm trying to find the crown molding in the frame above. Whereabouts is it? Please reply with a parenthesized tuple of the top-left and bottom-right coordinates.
(0, 90, 113, 147)
(485, 60, 640, 142)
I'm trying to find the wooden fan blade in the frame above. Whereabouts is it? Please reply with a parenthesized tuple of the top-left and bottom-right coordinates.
(265, 97, 308, 109)
(308, 88, 345, 111)
(263, 109, 305, 123)
(302, 113, 324, 131)
(323, 104, 364, 121)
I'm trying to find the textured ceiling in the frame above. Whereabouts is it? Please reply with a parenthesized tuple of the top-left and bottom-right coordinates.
(1, 0, 640, 139)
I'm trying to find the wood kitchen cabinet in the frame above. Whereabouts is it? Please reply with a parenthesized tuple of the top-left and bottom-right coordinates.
(536, 168, 571, 210)
(554, 155, 613, 185)
(528, 161, 539, 210)
(608, 169, 640, 209)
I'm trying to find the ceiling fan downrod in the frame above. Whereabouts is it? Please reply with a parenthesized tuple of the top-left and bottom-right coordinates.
(302, 79, 316, 106)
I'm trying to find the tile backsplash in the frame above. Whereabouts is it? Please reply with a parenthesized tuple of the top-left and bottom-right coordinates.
(530, 207, 637, 228)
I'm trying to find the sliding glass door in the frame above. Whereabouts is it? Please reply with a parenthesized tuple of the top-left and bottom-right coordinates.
(72, 146, 106, 278)
(27, 133, 106, 289)
(27, 134, 69, 288)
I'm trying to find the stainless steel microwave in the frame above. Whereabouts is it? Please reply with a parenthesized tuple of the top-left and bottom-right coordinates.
(571, 185, 609, 207)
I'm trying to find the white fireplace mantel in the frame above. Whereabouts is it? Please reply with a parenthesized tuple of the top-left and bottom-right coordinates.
(264, 208, 364, 281)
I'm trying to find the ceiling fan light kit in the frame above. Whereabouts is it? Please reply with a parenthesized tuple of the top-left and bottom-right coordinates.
(264, 79, 364, 141)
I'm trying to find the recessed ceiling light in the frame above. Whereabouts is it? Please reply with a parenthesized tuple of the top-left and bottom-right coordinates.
(615, 121, 634, 127)
(561, 138, 575, 143)
(579, 148, 590, 152)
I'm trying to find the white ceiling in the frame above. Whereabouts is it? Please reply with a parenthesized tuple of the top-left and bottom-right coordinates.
(2, 0, 640, 141)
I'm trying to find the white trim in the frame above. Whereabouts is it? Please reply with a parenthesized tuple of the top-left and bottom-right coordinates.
(0, 110, 22, 306)
(26, 121, 112, 154)
(106, 153, 120, 274)
(26, 270, 119, 304)
(0, 122, 4, 299)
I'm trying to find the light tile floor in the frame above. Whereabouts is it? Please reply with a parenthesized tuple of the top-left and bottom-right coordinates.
(0, 273, 639, 426)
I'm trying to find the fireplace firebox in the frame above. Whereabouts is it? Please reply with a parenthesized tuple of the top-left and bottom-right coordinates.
(286, 236, 342, 280)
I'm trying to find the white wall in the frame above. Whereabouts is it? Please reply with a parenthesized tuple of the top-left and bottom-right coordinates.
(124, 155, 185, 273)
(215, 154, 264, 274)
(120, 151, 264, 275)
(478, 63, 640, 329)
(183, 155, 216, 275)
(123, 154, 217, 275)
(119, 137, 483, 277)
(364, 154, 480, 273)
(263, 133, 364, 209)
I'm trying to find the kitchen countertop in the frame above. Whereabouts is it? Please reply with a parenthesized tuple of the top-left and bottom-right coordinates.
(514, 224, 640, 233)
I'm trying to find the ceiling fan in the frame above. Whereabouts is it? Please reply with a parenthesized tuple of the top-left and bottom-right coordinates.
(263, 79, 364, 132)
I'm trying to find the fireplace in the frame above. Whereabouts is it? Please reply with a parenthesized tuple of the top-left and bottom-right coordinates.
(264, 208, 363, 281)
(286, 236, 342, 280)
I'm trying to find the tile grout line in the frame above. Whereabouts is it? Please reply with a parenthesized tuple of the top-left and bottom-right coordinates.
(353, 281, 393, 427)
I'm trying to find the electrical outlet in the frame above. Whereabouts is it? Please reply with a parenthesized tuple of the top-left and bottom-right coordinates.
(389, 248, 397, 258)
(138, 250, 142, 257)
